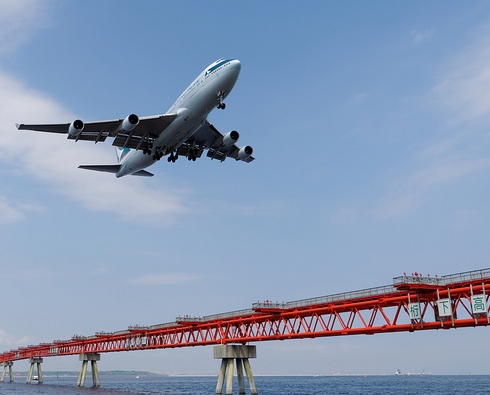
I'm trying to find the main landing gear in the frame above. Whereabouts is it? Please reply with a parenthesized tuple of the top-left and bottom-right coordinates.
(152, 149, 179, 163)
(152, 147, 198, 163)
(167, 152, 178, 163)
(187, 149, 198, 161)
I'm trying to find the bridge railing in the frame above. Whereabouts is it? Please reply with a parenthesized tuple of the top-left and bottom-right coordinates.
(192, 308, 255, 323)
(441, 268, 490, 285)
(284, 285, 398, 310)
(392, 268, 490, 288)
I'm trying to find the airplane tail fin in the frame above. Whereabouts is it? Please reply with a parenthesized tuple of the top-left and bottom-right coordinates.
(115, 146, 131, 164)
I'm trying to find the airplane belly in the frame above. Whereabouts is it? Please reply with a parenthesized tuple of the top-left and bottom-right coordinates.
(156, 104, 208, 149)
(157, 119, 201, 148)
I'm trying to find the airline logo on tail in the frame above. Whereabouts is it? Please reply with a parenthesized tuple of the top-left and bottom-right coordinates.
(116, 147, 131, 163)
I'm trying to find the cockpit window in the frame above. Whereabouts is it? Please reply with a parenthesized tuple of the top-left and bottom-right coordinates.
(206, 59, 233, 75)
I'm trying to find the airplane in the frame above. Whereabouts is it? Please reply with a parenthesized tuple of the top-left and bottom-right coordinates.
(16, 58, 254, 177)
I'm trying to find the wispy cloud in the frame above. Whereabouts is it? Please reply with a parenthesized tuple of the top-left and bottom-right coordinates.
(128, 273, 198, 286)
(373, 157, 490, 219)
(0, 328, 33, 348)
(0, 195, 44, 224)
(410, 29, 434, 44)
(0, 2, 189, 225)
(0, 195, 27, 223)
(371, 25, 490, 220)
(0, 0, 51, 53)
(0, 69, 189, 225)
(430, 25, 490, 122)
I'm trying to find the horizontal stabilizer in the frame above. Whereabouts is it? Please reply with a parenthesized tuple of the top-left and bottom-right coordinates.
(78, 165, 154, 177)
(78, 165, 121, 174)
(130, 170, 154, 177)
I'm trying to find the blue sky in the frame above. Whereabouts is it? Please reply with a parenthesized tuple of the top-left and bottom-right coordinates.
(1, 0, 490, 376)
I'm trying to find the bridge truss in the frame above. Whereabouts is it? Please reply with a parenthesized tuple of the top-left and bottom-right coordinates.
(1, 268, 489, 363)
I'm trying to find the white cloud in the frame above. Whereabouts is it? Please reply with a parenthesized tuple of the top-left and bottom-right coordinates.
(0, 0, 51, 53)
(372, 24, 490, 220)
(128, 273, 198, 285)
(410, 29, 434, 44)
(374, 157, 490, 219)
(0, 328, 33, 348)
(430, 25, 490, 123)
(0, 195, 44, 224)
(0, 195, 26, 223)
(0, 69, 189, 224)
(0, 1, 189, 225)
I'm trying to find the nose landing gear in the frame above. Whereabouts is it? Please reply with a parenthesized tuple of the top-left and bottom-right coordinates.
(217, 91, 227, 110)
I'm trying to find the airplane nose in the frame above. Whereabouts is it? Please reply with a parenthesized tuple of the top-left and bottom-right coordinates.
(228, 59, 241, 78)
(231, 59, 241, 71)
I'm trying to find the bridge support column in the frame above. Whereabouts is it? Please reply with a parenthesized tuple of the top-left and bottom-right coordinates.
(214, 345, 257, 395)
(26, 357, 43, 384)
(77, 353, 100, 388)
(0, 361, 13, 383)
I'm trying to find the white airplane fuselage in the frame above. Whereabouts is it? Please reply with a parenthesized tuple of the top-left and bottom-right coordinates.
(116, 59, 241, 177)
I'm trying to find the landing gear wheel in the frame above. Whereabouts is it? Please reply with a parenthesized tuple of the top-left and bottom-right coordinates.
(217, 91, 227, 110)
(168, 152, 178, 163)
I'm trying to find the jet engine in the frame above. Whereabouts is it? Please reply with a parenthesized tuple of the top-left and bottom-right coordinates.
(121, 114, 139, 132)
(238, 146, 253, 161)
(222, 130, 239, 146)
(68, 119, 84, 137)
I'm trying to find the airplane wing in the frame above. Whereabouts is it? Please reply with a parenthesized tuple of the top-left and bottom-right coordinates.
(177, 121, 255, 162)
(16, 114, 178, 151)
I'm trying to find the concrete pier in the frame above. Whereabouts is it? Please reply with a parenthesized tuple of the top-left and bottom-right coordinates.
(0, 361, 13, 383)
(77, 353, 100, 387)
(214, 345, 257, 395)
(26, 357, 43, 384)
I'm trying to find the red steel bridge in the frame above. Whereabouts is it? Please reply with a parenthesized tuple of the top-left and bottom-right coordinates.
(1, 268, 490, 389)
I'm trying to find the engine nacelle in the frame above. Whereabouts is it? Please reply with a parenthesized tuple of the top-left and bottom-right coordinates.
(222, 130, 239, 146)
(68, 119, 84, 137)
(121, 113, 139, 132)
(238, 146, 253, 161)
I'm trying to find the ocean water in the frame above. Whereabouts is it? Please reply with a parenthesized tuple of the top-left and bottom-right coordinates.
(0, 374, 488, 395)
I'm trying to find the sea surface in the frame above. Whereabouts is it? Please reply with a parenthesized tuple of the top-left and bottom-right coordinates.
(0, 374, 488, 394)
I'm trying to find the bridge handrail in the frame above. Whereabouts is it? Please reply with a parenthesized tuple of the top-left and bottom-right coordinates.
(392, 275, 442, 286)
(148, 322, 178, 330)
(285, 285, 398, 309)
(441, 268, 490, 285)
(202, 308, 255, 322)
(392, 268, 490, 287)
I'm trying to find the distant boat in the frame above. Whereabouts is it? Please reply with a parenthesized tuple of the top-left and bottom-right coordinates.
(135, 375, 140, 379)
(33, 375, 39, 381)
(395, 369, 426, 376)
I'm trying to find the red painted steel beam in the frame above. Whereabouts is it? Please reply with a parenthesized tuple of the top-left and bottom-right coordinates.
(1, 271, 489, 363)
